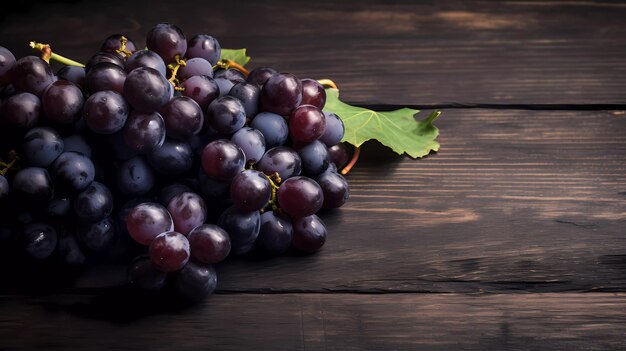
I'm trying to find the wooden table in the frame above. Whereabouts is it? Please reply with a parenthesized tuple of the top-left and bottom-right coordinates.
(1, 1, 626, 349)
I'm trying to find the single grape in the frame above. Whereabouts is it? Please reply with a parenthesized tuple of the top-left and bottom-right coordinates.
(250, 112, 288, 148)
(214, 77, 234, 97)
(84, 62, 127, 94)
(58, 235, 86, 265)
(85, 51, 124, 72)
(22, 127, 63, 167)
(328, 143, 351, 169)
(56, 66, 85, 87)
(176, 261, 217, 301)
(300, 79, 326, 109)
(83, 90, 129, 134)
(46, 197, 71, 218)
(124, 50, 167, 77)
(124, 67, 172, 113)
(149, 231, 190, 272)
(188, 224, 231, 264)
(116, 156, 155, 196)
(100, 34, 137, 59)
(186, 34, 221, 65)
(161, 96, 204, 139)
(147, 139, 193, 176)
(260, 73, 302, 116)
(51, 152, 95, 192)
(11, 56, 55, 97)
(178, 57, 213, 81)
(320, 112, 345, 147)
(146, 23, 187, 64)
(0, 92, 40, 129)
(76, 217, 117, 253)
(230, 170, 272, 212)
(296, 140, 330, 176)
(117, 197, 154, 237)
(42, 80, 84, 124)
(246, 67, 276, 87)
(228, 82, 260, 119)
(126, 202, 174, 245)
(12, 167, 54, 200)
(277, 176, 323, 218)
(23, 223, 57, 259)
(0, 175, 9, 199)
(73, 181, 113, 222)
(180, 75, 219, 110)
(167, 192, 207, 235)
(214, 68, 246, 84)
(63, 135, 91, 157)
(123, 111, 166, 153)
(217, 205, 260, 256)
(128, 255, 167, 291)
(206, 95, 246, 134)
(0, 46, 16, 85)
(289, 105, 326, 143)
(257, 146, 302, 180)
(292, 214, 327, 253)
(315, 171, 349, 209)
(201, 140, 246, 181)
(158, 183, 193, 207)
(256, 210, 293, 256)
(230, 127, 266, 164)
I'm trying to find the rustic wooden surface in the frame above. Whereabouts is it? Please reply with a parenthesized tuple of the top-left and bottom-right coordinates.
(1, 0, 626, 350)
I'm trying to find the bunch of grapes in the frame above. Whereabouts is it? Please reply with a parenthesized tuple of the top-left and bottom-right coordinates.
(0, 23, 351, 301)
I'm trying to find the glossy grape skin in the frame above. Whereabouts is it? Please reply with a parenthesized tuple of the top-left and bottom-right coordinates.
(0, 46, 16, 85)
(206, 95, 246, 134)
(231, 127, 266, 164)
(11, 56, 55, 97)
(176, 261, 217, 301)
(46, 197, 71, 218)
(180, 75, 219, 110)
(76, 217, 117, 253)
(250, 112, 289, 148)
(214, 68, 246, 84)
(0, 92, 40, 128)
(260, 73, 302, 116)
(12, 167, 54, 200)
(58, 235, 86, 265)
(257, 146, 302, 180)
(256, 211, 293, 256)
(51, 152, 95, 192)
(289, 105, 326, 143)
(277, 176, 324, 218)
(149, 231, 190, 272)
(23, 223, 57, 260)
(167, 192, 207, 235)
(315, 171, 349, 209)
(188, 224, 231, 264)
(214, 77, 234, 97)
(300, 79, 326, 109)
(217, 205, 261, 256)
(85, 52, 124, 72)
(158, 183, 192, 207)
(292, 214, 327, 253)
(228, 82, 260, 119)
(123, 67, 172, 113)
(197, 169, 231, 200)
(128, 255, 167, 291)
(22, 127, 63, 167)
(116, 156, 155, 196)
(84, 62, 127, 94)
(230, 170, 272, 212)
(320, 112, 345, 147)
(100, 34, 137, 59)
(186, 34, 221, 65)
(56, 66, 85, 87)
(246, 67, 276, 87)
(123, 111, 166, 153)
(126, 202, 174, 245)
(178, 57, 213, 81)
(328, 143, 351, 169)
(146, 23, 187, 64)
(42, 80, 84, 124)
(161, 96, 204, 139)
(124, 50, 167, 77)
(296, 140, 330, 176)
(83, 90, 129, 134)
(73, 181, 113, 222)
(201, 140, 246, 181)
(147, 139, 193, 176)
(0, 175, 8, 199)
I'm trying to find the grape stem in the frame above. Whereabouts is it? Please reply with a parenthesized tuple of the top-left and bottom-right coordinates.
(263, 172, 282, 213)
(167, 55, 186, 91)
(115, 36, 133, 59)
(214, 60, 250, 76)
(0, 150, 20, 176)
(29, 42, 85, 67)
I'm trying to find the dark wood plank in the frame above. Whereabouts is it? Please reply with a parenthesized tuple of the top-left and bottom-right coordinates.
(1, 0, 626, 104)
(1, 293, 625, 350)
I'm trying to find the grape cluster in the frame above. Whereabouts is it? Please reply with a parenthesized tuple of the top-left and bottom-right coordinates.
(0, 23, 351, 301)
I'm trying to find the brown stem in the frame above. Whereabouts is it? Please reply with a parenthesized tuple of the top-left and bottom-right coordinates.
(340, 146, 360, 176)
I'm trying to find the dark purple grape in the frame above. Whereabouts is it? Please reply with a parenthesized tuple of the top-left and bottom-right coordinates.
(186, 34, 221, 65)
(201, 139, 246, 181)
(23, 223, 57, 259)
(301, 79, 326, 109)
(250, 112, 288, 148)
(260, 73, 302, 116)
(85, 52, 124, 72)
(51, 152, 95, 192)
(158, 183, 193, 207)
(73, 181, 113, 222)
(63, 135, 91, 157)
(277, 176, 323, 218)
(246, 67, 276, 87)
(320, 112, 345, 146)
(315, 171, 349, 209)
(180, 75, 219, 110)
(116, 156, 155, 196)
(217, 205, 260, 256)
(100, 34, 137, 59)
(296, 140, 330, 176)
(228, 82, 260, 118)
(22, 127, 63, 167)
(84, 62, 126, 94)
(11, 56, 55, 97)
(230, 170, 271, 212)
(206, 95, 246, 134)
(257, 146, 301, 180)
(289, 105, 326, 143)
(214, 68, 246, 84)
(214, 77, 234, 97)
(149, 231, 190, 272)
(126, 202, 173, 245)
(167, 192, 207, 235)
(188, 224, 231, 264)
(56, 66, 85, 87)
(58, 235, 86, 265)
(231, 127, 265, 164)
(178, 57, 213, 81)
(256, 210, 293, 255)
(124, 50, 167, 76)
(0, 92, 40, 129)
(197, 169, 231, 200)
(46, 197, 71, 218)
(128, 255, 167, 291)
(161, 96, 204, 139)
(0, 175, 8, 199)
(176, 261, 217, 301)
(0, 46, 16, 85)
(12, 167, 53, 201)
(328, 143, 351, 169)
(292, 214, 327, 253)
(147, 139, 193, 176)
(76, 217, 117, 253)
(42, 80, 84, 124)
(124, 67, 173, 113)
(83, 90, 129, 134)
(146, 23, 187, 64)
(123, 111, 166, 153)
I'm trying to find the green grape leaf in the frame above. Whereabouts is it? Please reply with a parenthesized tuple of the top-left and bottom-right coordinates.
(324, 88, 441, 158)
(220, 49, 250, 66)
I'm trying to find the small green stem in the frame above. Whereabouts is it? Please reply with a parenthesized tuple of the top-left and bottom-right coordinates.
(29, 42, 85, 67)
